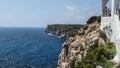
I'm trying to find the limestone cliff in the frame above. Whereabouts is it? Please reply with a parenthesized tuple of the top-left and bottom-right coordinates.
(57, 22, 116, 68)
(45, 16, 116, 68)
(57, 23, 100, 68)
(46, 24, 84, 38)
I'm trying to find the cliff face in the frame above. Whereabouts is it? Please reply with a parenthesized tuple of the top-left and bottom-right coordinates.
(57, 22, 109, 68)
(46, 24, 84, 38)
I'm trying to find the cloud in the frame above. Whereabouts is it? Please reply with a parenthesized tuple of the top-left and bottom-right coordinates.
(64, 4, 83, 20)
(62, 2, 99, 24)
(62, 4, 86, 24)
(64, 4, 77, 16)
(65, 5, 76, 11)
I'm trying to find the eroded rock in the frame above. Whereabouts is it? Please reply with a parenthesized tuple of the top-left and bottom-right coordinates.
(57, 23, 104, 68)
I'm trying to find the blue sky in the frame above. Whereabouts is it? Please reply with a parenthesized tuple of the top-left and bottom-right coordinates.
(0, 0, 101, 27)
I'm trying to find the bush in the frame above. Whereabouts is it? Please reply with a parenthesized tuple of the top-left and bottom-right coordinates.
(99, 30, 107, 40)
(75, 42, 116, 68)
(97, 16, 101, 23)
(87, 16, 101, 24)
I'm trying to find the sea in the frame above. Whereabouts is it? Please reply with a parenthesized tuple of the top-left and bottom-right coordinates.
(0, 28, 65, 68)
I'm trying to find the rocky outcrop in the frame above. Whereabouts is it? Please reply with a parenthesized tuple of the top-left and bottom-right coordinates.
(57, 22, 107, 68)
(46, 24, 84, 38)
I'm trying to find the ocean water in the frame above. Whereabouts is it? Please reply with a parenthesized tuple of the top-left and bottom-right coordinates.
(0, 28, 65, 68)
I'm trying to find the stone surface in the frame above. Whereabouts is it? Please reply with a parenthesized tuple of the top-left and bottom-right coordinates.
(57, 23, 106, 68)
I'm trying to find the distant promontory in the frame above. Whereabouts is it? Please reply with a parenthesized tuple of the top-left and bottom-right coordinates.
(45, 24, 85, 38)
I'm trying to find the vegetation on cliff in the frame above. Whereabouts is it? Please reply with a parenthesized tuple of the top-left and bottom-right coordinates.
(74, 18, 116, 68)
(57, 16, 116, 68)
(99, 30, 107, 39)
(75, 42, 116, 68)
(87, 16, 101, 24)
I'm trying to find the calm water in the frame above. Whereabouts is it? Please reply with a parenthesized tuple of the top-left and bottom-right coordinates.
(0, 28, 65, 68)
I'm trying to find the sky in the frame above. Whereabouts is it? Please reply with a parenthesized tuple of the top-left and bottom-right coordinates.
(0, 0, 101, 27)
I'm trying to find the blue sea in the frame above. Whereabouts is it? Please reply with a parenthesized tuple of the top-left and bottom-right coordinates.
(0, 28, 65, 68)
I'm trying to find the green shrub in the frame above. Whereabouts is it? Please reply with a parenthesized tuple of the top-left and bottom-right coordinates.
(97, 16, 101, 23)
(75, 42, 116, 68)
(87, 16, 101, 24)
(99, 30, 107, 40)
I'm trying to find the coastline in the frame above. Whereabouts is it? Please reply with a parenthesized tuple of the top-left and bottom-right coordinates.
(47, 33, 64, 39)
(46, 24, 84, 38)
(45, 16, 116, 68)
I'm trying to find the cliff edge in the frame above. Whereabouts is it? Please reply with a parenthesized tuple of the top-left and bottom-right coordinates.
(57, 23, 115, 68)
(57, 16, 116, 68)
(45, 16, 116, 68)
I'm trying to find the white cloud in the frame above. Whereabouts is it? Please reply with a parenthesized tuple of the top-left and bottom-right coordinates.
(62, 3, 99, 24)
(62, 4, 86, 24)
(64, 4, 77, 16)
(64, 4, 84, 20)
(65, 5, 76, 11)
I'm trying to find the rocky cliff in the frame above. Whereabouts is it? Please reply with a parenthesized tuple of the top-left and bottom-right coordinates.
(57, 22, 116, 68)
(45, 16, 116, 68)
(46, 24, 84, 38)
